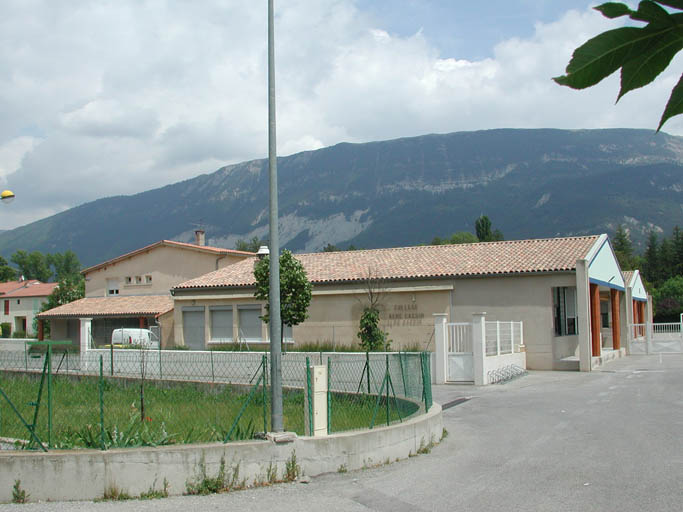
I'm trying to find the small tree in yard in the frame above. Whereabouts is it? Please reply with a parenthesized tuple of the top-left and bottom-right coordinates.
(356, 268, 390, 352)
(254, 250, 312, 350)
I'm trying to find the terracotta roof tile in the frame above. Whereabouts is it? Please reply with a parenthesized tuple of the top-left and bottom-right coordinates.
(82, 240, 255, 274)
(0, 280, 42, 295)
(622, 271, 635, 286)
(4, 282, 58, 298)
(37, 295, 174, 319)
(174, 235, 601, 290)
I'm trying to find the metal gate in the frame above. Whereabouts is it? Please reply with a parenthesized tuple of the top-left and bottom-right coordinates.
(447, 322, 473, 382)
(629, 322, 683, 354)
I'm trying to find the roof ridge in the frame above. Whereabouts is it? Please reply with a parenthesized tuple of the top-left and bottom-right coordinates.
(294, 234, 601, 257)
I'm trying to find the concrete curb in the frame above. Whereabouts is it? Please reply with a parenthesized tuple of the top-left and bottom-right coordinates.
(0, 403, 443, 502)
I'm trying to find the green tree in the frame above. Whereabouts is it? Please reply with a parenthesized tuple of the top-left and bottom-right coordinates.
(235, 237, 263, 253)
(431, 232, 479, 245)
(642, 231, 660, 285)
(475, 215, 504, 242)
(0, 256, 16, 282)
(322, 243, 340, 252)
(357, 307, 389, 352)
(253, 250, 313, 347)
(36, 274, 85, 337)
(613, 224, 635, 269)
(554, 1, 683, 131)
(653, 275, 683, 321)
(11, 250, 52, 282)
(47, 250, 81, 281)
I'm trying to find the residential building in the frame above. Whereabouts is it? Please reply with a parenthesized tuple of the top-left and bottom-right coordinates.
(0, 280, 58, 336)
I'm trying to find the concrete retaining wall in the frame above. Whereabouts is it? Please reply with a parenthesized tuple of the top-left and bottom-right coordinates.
(0, 403, 442, 503)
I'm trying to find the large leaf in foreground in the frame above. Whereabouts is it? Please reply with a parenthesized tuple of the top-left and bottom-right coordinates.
(658, 73, 683, 131)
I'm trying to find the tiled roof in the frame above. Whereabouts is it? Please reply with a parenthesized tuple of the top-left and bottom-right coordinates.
(82, 240, 255, 274)
(174, 235, 601, 290)
(0, 280, 42, 295)
(37, 295, 174, 319)
(4, 282, 58, 298)
(622, 271, 634, 286)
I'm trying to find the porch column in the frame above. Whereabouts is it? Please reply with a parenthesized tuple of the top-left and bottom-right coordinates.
(646, 295, 653, 323)
(139, 317, 145, 329)
(433, 314, 447, 384)
(621, 287, 631, 355)
(610, 289, 621, 350)
(79, 318, 92, 353)
(38, 319, 44, 341)
(576, 259, 592, 372)
(590, 283, 601, 357)
(472, 312, 486, 386)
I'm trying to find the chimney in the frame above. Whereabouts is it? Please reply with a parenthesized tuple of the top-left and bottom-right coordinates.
(194, 229, 206, 246)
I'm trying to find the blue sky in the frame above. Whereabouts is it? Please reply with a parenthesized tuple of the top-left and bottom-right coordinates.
(0, 0, 680, 230)
(358, 0, 594, 59)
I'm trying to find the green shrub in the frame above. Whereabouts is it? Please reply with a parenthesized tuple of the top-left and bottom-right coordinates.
(12, 330, 26, 339)
(1, 322, 11, 338)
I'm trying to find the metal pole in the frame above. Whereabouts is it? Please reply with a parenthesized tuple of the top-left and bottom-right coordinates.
(268, 0, 283, 432)
(47, 344, 52, 448)
(99, 355, 105, 450)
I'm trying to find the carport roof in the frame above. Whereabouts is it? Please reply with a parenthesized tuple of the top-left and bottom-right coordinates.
(36, 295, 174, 319)
(174, 235, 600, 290)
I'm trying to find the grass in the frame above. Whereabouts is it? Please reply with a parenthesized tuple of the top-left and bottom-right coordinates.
(0, 371, 419, 449)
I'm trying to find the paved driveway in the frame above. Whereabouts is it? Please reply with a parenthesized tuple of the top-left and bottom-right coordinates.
(3, 354, 682, 511)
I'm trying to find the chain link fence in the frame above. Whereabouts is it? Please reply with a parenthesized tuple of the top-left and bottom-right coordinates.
(0, 347, 432, 451)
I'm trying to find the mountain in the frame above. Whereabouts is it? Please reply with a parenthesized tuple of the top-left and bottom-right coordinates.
(0, 128, 681, 267)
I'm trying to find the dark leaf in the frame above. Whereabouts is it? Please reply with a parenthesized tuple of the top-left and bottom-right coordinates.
(594, 2, 634, 18)
(630, 0, 675, 24)
(658, 73, 683, 130)
(554, 27, 647, 89)
(653, 0, 683, 10)
(619, 30, 683, 100)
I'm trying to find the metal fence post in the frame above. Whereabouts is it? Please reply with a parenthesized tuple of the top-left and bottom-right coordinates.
(262, 355, 268, 434)
(47, 343, 52, 448)
(110, 342, 114, 376)
(327, 357, 331, 434)
(365, 351, 371, 394)
(99, 355, 105, 450)
(210, 349, 215, 383)
(385, 355, 390, 426)
(158, 342, 162, 380)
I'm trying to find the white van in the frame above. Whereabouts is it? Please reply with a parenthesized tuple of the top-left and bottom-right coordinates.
(111, 328, 159, 349)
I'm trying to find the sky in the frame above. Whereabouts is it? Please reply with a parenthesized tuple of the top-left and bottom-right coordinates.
(1, 0, 681, 230)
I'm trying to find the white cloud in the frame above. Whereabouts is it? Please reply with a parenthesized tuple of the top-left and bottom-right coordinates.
(1, 1, 681, 229)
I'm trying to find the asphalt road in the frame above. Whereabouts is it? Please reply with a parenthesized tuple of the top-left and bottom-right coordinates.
(3, 354, 682, 511)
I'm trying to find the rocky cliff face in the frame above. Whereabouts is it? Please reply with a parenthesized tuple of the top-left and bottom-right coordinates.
(0, 128, 681, 266)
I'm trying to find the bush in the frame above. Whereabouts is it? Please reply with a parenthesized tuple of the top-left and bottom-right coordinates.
(357, 307, 390, 351)
(11, 330, 26, 339)
(1, 322, 10, 338)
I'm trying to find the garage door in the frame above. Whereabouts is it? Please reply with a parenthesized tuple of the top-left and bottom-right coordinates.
(183, 307, 205, 350)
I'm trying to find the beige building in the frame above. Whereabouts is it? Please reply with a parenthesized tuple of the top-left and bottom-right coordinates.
(37, 232, 254, 350)
(171, 234, 629, 371)
(0, 280, 57, 336)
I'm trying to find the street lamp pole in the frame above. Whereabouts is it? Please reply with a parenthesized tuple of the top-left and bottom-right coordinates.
(267, 0, 283, 432)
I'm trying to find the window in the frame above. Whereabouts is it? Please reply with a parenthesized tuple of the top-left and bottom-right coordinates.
(16, 299, 20, 305)
(106, 279, 119, 296)
(210, 306, 233, 341)
(145, 275, 152, 284)
(283, 324, 293, 341)
(135, 276, 143, 284)
(600, 300, 609, 328)
(4, 300, 8, 315)
(553, 287, 577, 336)
(238, 306, 262, 341)
(125, 277, 132, 284)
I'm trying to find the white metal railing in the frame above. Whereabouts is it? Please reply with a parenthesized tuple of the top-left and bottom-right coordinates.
(652, 322, 682, 335)
(447, 323, 472, 353)
(485, 321, 523, 357)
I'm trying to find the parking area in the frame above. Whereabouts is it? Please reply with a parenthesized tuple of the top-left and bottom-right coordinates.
(2, 354, 682, 511)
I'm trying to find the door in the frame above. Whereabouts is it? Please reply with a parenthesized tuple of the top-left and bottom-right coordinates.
(182, 307, 205, 350)
(447, 323, 474, 382)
